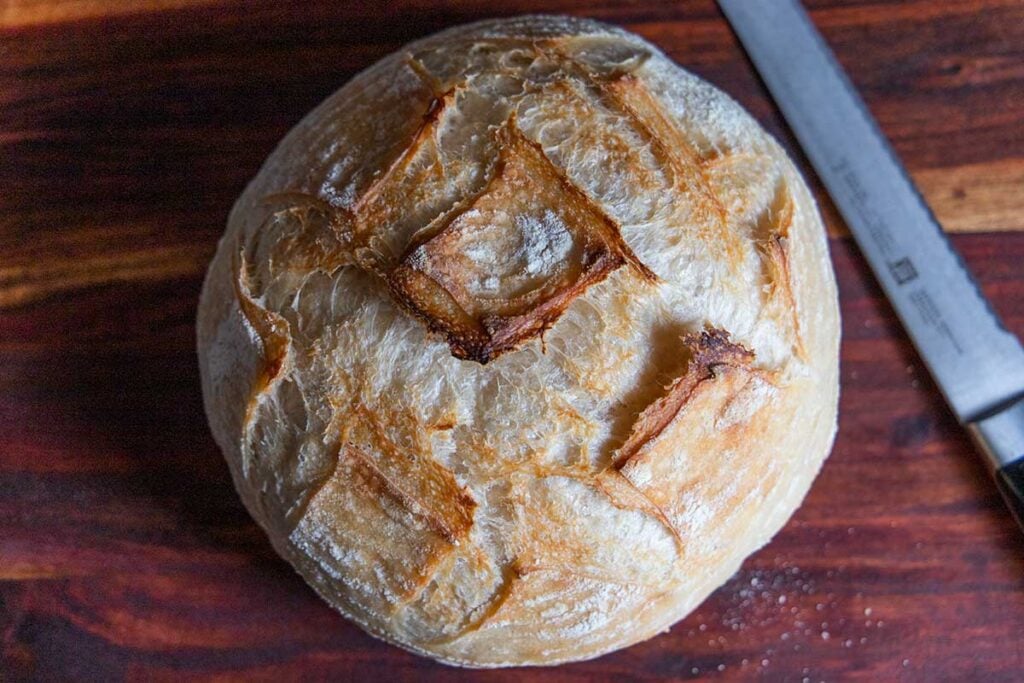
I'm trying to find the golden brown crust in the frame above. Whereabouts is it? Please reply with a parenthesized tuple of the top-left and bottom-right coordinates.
(599, 75, 730, 233)
(386, 120, 654, 363)
(297, 446, 463, 612)
(232, 252, 291, 390)
(338, 406, 477, 545)
(614, 328, 755, 468)
(351, 85, 458, 223)
(594, 468, 685, 549)
(755, 182, 805, 357)
(231, 250, 294, 464)
(197, 15, 841, 669)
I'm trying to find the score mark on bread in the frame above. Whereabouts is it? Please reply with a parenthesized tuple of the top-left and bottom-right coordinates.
(243, 34, 805, 367)
(248, 35, 765, 365)
(387, 119, 656, 363)
(612, 330, 778, 545)
(614, 329, 755, 468)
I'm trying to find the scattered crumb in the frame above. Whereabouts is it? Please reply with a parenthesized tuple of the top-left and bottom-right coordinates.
(682, 561, 886, 671)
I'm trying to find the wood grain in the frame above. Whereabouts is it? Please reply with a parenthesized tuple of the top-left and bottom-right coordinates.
(0, 0, 216, 28)
(2, 1, 1023, 680)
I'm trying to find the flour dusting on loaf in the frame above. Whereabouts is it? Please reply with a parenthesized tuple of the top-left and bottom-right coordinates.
(197, 15, 840, 667)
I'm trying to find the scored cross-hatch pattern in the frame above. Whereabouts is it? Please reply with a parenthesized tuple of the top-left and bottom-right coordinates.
(228, 34, 803, 649)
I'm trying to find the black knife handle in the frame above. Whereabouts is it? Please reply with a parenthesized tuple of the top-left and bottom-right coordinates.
(969, 395, 1024, 533)
(994, 457, 1024, 532)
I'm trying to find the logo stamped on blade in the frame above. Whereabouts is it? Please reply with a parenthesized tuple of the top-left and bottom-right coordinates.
(888, 257, 918, 285)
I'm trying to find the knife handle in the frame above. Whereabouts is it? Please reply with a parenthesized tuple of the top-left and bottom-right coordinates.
(994, 458, 1024, 533)
(968, 395, 1024, 532)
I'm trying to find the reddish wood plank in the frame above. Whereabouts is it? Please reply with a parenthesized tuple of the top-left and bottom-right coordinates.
(2, 1, 1023, 680)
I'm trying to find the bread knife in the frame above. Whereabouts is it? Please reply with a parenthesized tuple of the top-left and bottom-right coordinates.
(718, 0, 1024, 531)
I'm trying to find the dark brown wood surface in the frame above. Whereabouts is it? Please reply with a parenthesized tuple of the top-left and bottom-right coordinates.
(2, 1, 1023, 680)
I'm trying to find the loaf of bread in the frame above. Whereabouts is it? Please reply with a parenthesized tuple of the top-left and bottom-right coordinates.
(197, 15, 840, 667)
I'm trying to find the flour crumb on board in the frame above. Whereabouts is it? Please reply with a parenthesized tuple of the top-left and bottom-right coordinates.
(673, 557, 892, 676)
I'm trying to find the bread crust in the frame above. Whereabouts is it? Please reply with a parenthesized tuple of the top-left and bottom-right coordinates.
(197, 15, 840, 667)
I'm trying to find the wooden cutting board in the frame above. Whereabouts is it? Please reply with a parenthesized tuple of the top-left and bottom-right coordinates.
(2, 1, 1023, 680)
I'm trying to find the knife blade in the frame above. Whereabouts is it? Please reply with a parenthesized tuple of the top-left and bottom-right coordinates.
(718, 0, 1024, 530)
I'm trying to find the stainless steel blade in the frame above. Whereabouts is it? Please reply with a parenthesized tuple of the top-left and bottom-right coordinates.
(719, 0, 1024, 530)
(718, 0, 1024, 424)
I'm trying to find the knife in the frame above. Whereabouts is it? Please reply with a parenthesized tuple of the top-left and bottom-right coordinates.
(718, 0, 1024, 530)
